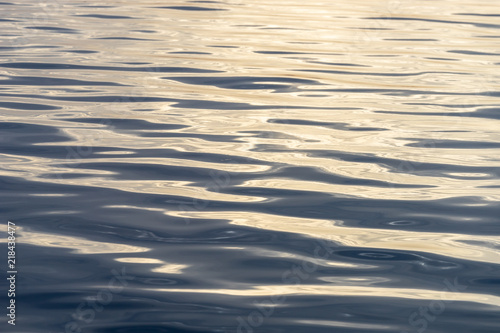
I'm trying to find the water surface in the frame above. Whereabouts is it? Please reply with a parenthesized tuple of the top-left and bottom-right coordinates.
(1, 0, 500, 332)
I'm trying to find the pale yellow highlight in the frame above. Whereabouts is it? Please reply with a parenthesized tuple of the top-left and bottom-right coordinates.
(14, 227, 149, 254)
(115, 257, 188, 274)
(172, 211, 500, 265)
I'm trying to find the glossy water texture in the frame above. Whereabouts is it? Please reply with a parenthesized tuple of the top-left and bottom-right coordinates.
(1, 0, 500, 332)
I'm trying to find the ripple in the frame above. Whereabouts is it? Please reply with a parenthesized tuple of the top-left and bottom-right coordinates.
(155, 6, 227, 11)
(25, 26, 79, 34)
(0, 62, 223, 73)
(75, 14, 136, 19)
(365, 16, 500, 29)
(164, 76, 323, 93)
(0, 101, 60, 110)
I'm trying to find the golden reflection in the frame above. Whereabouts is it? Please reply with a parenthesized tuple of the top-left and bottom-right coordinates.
(151, 264, 189, 274)
(115, 258, 163, 264)
(115, 257, 188, 274)
(244, 247, 375, 269)
(16, 226, 149, 254)
(82, 179, 266, 202)
(239, 177, 500, 201)
(172, 211, 500, 265)
(293, 319, 393, 330)
(162, 285, 500, 307)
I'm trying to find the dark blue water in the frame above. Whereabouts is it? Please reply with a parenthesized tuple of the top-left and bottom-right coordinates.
(1, 1, 500, 332)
